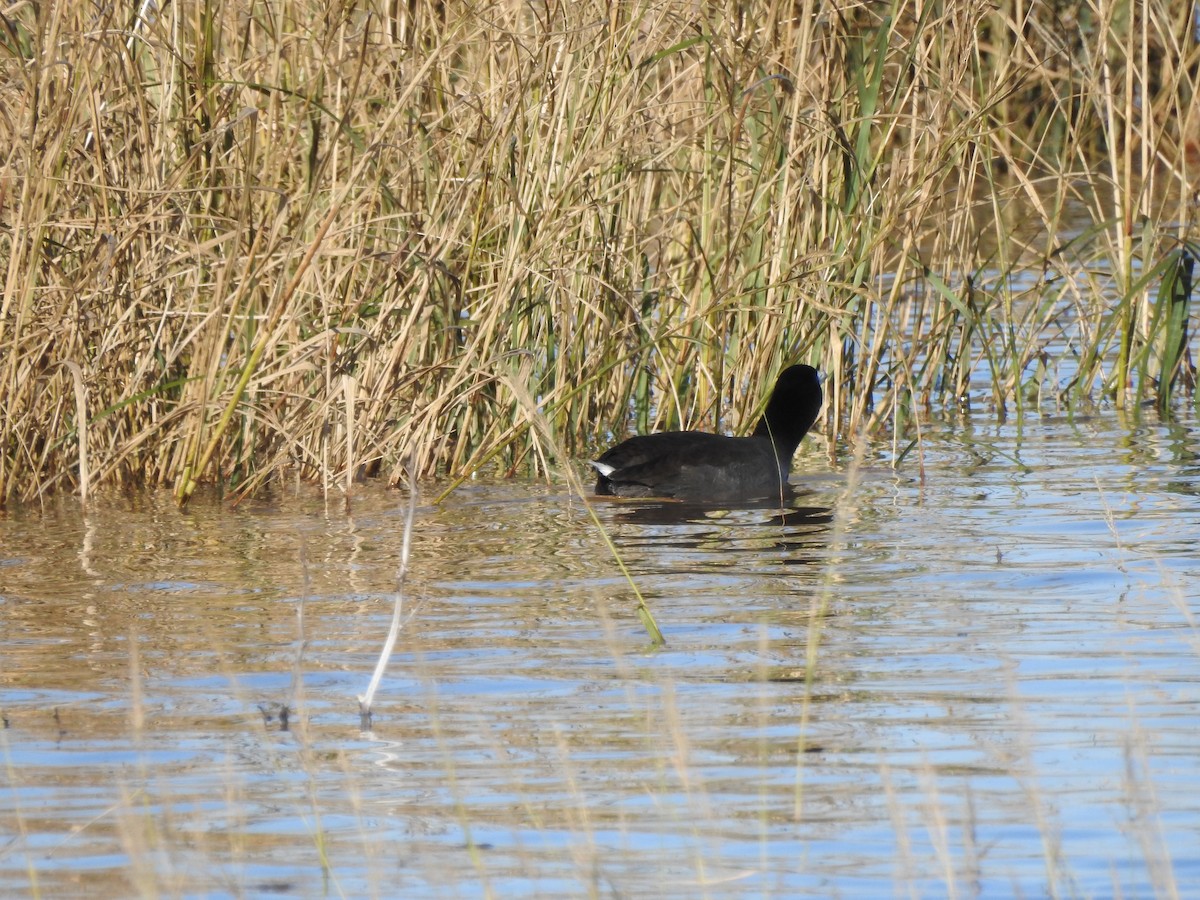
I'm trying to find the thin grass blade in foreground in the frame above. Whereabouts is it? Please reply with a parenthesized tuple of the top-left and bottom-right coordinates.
(359, 461, 420, 725)
(497, 362, 665, 647)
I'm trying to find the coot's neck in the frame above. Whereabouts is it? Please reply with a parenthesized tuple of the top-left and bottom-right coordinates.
(751, 398, 820, 465)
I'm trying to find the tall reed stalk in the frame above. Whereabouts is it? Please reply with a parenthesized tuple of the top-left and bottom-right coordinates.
(1, 0, 1196, 505)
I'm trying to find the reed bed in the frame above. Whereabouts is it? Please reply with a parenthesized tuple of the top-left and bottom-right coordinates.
(1, 0, 1197, 506)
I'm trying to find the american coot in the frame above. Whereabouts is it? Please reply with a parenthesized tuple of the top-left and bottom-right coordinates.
(591, 364, 823, 502)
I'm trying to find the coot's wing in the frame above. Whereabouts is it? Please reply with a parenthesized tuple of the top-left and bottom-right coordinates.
(592, 433, 706, 496)
(593, 433, 783, 500)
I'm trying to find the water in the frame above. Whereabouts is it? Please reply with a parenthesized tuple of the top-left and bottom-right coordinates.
(2, 408, 1198, 898)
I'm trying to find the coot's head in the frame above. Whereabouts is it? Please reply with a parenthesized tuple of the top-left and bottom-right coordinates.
(751, 364, 823, 454)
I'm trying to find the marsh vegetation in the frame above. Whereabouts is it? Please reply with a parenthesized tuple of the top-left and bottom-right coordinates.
(1, 0, 1197, 507)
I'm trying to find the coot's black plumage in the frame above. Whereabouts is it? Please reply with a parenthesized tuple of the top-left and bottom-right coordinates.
(591, 364, 823, 502)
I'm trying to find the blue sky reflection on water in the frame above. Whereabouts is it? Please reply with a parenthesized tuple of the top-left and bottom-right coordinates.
(0, 406, 1198, 898)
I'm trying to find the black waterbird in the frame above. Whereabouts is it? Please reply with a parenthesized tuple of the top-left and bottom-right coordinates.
(591, 364, 823, 502)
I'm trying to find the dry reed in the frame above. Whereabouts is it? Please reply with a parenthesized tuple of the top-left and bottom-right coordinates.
(1, 0, 1196, 506)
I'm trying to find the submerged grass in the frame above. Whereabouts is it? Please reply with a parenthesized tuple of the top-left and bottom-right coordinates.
(1, 0, 1197, 505)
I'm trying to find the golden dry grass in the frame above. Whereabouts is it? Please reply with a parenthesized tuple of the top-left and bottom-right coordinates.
(1, 0, 1196, 506)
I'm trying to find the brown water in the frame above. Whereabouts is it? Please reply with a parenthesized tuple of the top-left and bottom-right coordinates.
(2, 410, 1199, 898)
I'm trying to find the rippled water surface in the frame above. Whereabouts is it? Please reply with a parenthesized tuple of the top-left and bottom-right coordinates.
(2, 410, 1199, 898)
